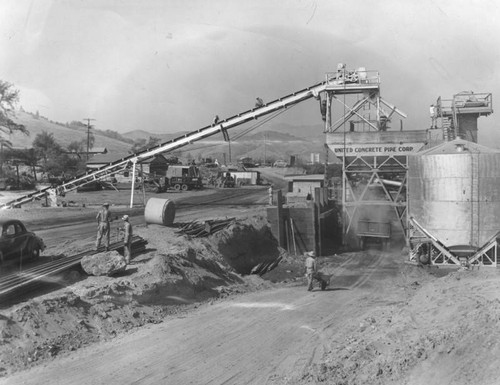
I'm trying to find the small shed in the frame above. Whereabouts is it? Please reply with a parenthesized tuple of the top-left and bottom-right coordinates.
(285, 174, 325, 204)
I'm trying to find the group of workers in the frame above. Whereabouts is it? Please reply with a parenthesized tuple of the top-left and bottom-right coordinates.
(95, 202, 133, 264)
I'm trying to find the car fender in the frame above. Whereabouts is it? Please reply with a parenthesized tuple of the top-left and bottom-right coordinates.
(35, 235, 46, 251)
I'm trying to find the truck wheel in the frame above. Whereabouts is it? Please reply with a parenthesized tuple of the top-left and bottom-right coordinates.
(181, 184, 189, 191)
(174, 184, 181, 191)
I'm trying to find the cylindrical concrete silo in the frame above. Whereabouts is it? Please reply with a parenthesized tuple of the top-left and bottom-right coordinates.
(409, 139, 500, 249)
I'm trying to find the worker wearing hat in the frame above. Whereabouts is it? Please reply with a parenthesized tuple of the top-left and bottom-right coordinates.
(95, 202, 112, 251)
(305, 250, 327, 291)
(121, 214, 133, 264)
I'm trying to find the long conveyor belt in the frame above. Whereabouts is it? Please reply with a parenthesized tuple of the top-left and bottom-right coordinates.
(0, 81, 328, 209)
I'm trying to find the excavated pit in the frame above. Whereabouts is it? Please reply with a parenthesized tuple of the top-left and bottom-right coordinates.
(212, 223, 280, 274)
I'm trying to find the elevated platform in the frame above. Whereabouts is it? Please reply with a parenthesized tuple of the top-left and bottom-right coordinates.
(439, 92, 493, 117)
(324, 83, 380, 94)
(324, 69, 380, 94)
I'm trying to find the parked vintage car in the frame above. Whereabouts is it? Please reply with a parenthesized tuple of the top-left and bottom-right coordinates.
(0, 219, 45, 264)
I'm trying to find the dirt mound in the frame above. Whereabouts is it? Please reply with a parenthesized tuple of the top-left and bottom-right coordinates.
(0, 219, 281, 377)
(302, 268, 500, 385)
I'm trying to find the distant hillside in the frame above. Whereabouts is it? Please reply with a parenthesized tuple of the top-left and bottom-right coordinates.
(122, 123, 325, 143)
(9, 111, 133, 153)
(120, 125, 326, 163)
(258, 123, 325, 142)
(244, 131, 303, 142)
(121, 129, 190, 142)
(172, 129, 327, 164)
(7, 110, 325, 163)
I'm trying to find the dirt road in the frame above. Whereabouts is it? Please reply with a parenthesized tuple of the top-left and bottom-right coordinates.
(0, 252, 393, 385)
(28, 186, 269, 250)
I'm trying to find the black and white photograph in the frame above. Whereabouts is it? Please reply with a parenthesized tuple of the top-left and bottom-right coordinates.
(0, 1, 499, 384)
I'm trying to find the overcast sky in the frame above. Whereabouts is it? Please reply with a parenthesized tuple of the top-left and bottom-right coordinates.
(1, 0, 499, 144)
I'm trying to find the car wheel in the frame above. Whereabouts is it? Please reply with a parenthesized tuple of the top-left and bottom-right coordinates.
(181, 184, 189, 191)
(26, 240, 40, 260)
(174, 184, 181, 191)
(31, 245, 41, 260)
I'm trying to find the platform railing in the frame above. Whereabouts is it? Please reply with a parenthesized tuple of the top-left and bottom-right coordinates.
(325, 69, 380, 86)
(439, 92, 492, 112)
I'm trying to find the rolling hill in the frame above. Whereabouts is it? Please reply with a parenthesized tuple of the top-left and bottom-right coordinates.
(7, 110, 328, 164)
(8, 111, 132, 153)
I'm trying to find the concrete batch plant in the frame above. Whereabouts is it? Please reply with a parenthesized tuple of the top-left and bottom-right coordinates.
(323, 64, 495, 267)
(2, 63, 496, 269)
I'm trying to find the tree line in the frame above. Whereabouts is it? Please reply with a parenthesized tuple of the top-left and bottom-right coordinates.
(0, 80, 161, 187)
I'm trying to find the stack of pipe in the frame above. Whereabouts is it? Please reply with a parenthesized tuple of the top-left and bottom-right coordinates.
(176, 218, 235, 238)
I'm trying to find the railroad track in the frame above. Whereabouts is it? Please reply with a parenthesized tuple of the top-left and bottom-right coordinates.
(0, 236, 147, 297)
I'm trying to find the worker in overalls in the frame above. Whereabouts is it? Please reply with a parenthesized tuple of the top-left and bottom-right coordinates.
(305, 251, 327, 291)
(121, 215, 133, 264)
(96, 203, 112, 251)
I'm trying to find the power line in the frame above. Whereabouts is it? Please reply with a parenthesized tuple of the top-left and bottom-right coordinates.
(82, 118, 96, 161)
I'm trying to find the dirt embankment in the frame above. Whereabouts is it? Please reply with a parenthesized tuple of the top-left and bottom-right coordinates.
(0, 215, 281, 377)
(299, 266, 500, 385)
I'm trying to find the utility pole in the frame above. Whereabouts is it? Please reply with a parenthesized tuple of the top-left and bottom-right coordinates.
(82, 118, 96, 161)
(263, 132, 267, 165)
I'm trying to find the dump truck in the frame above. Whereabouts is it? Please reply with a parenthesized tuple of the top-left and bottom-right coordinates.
(166, 165, 203, 191)
(357, 220, 391, 250)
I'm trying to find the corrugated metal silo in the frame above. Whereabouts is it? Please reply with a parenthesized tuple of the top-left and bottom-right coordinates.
(409, 139, 500, 248)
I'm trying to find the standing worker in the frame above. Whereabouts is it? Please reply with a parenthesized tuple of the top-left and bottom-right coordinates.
(121, 215, 133, 264)
(430, 104, 437, 129)
(96, 202, 112, 251)
(268, 184, 273, 205)
(305, 251, 327, 291)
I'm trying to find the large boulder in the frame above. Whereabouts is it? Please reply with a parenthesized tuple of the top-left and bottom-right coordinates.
(81, 250, 127, 276)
